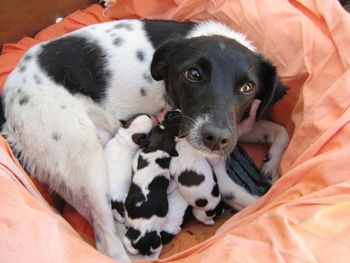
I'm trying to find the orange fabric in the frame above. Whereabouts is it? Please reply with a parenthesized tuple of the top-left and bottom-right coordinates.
(0, 1, 350, 262)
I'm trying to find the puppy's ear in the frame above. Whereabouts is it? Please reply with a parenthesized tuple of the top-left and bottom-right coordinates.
(132, 133, 148, 147)
(151, 40, 181, 81)
(256, 56, 288, 117)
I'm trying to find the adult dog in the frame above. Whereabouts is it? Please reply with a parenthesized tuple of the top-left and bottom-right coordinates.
(1, 19, 289, 261)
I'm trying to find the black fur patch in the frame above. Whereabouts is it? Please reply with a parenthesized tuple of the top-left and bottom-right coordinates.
(111, 200, 125, 218)
(52, 132, 61, 141)
(195, 198, 208, 207)
(19, 96, 29, 105)
(140, 88, 147, 96)
(160, 231, 175, 245)
(38, 35, 110, 102)
(34, 74, 42, 84)
(155, 157, 171, 169)
(113, 37, 123, 46)
(125, 176, 169, 219)
(143, 72, 153, 83)
(177, 170, 205, 186)
(136, 50, 145, 62)
(23, 54, 33, 61)
(126, 227, 141, 240)
(132, 231, 161, 256)
(114, 23, 133, 31)
(137, 154, 149, 170)
(211, 184, 220, 197)
(18, 64, 26, 73)
(205, 202, 224, 217)
(143, 20, 195, 48)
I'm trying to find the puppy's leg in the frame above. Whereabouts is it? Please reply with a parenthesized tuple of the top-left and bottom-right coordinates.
(239, 120, 289, 183)
(209, 158, 258, 211)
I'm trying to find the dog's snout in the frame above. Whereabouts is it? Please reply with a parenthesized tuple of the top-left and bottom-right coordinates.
(201, 124, 234, 151)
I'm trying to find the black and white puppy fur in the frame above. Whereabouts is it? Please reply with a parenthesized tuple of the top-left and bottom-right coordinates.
(170, 137, 224, 225)
(104, 114, 154, 223)
(123, 121, 178, 257)
(1, 19, 289, 261)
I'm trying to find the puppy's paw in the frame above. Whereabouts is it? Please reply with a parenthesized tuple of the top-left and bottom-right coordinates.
(261, 161, 279, 184)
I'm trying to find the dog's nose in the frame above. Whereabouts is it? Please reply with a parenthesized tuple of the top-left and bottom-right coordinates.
(201, 124, 234, 151)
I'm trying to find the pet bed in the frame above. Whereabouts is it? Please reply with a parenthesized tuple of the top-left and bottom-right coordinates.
(1, 0, 350, 262)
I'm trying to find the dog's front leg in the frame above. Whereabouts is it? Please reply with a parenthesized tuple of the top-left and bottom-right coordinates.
(239, 120, 289, 183)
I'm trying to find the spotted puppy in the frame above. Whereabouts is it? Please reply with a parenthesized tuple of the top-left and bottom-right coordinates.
(104, 114, 154, 223)
(123, 118, 179, 257)
(170, 138, 223, 225)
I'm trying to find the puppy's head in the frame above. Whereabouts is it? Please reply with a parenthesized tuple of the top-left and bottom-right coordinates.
(120, 114, 155, 146)
(143, 124, 179, 157)
(151, 35, 286, 156)
(124, 228, 162, 256)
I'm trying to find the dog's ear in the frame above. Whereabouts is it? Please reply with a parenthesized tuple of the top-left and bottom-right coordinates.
(256, 57, 288, 118)
(132, 133, 148, 147)
(151, 40, 181, 81)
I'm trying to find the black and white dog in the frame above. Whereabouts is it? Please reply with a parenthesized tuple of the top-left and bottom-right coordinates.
(1, 19, 289, 261)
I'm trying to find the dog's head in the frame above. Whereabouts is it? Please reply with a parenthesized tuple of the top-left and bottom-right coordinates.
(151, 35, 286, 156)
(120, 114, 155, 146)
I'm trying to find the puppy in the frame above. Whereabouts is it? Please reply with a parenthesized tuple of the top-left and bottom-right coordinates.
(123, 117, 179, 257)
(104, 114, 154, 223)
(170, 137, 223, 225)
(1, 19, 289, 260)
(160, 188, 192, 245)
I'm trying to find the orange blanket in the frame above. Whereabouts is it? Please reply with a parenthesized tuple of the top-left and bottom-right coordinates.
(1, 1, 350, 262)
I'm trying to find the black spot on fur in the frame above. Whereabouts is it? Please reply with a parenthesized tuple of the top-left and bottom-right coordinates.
(38, 35, 110, 102)
(111, 200, 125, 218)
(137, 154, 149, 170)
(211, 184, 220, 197)
(113, 37, 123, 46)
(206, 202, 224, 217)
(263, 134, 269, 142)
(143, 20, 195, 48)
(224, 193, 235, 200)
(23, 54, 33, 61)
(114, 23, 133, 31)
(140, 88, 147, 96)
(143, 72, 153, 83)
(125, 176, 169, 219)
(34, 74, 42, 84)
(155, 157, 171, 169)
(178, 170, 205, 186)
(19, 96, 29, 105)
(213, 172, 218, 183)
(160, 231, 175, 245)
(126, 227, 141, 240)
(136, 50, 145, 62)
(195, 198, 208, 207)
(52, 132, 61, 141)
(132, 231, 161, 256)
(18, 64, 26, 73)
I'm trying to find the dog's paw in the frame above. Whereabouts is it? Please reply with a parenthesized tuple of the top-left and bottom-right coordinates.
(261, 161, 279, 184)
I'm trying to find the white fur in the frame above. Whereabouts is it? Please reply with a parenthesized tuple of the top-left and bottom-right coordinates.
(170, 138, 221, 225)
(105, 115, 154, 223)
(186, 20, 256, 52)
(161, 188, 189, 237)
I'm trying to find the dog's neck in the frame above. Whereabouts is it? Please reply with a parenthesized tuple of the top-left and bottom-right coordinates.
(186, 20, 256, 52)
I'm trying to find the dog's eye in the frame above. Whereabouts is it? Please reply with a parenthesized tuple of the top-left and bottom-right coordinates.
(184, 68, 201, 82)
(240, 81, 255, 94)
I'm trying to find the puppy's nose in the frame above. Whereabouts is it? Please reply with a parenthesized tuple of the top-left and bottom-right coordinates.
(201, 124, 234, 151)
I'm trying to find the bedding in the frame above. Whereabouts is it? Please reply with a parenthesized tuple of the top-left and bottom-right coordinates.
(1, 1, 350, 262)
